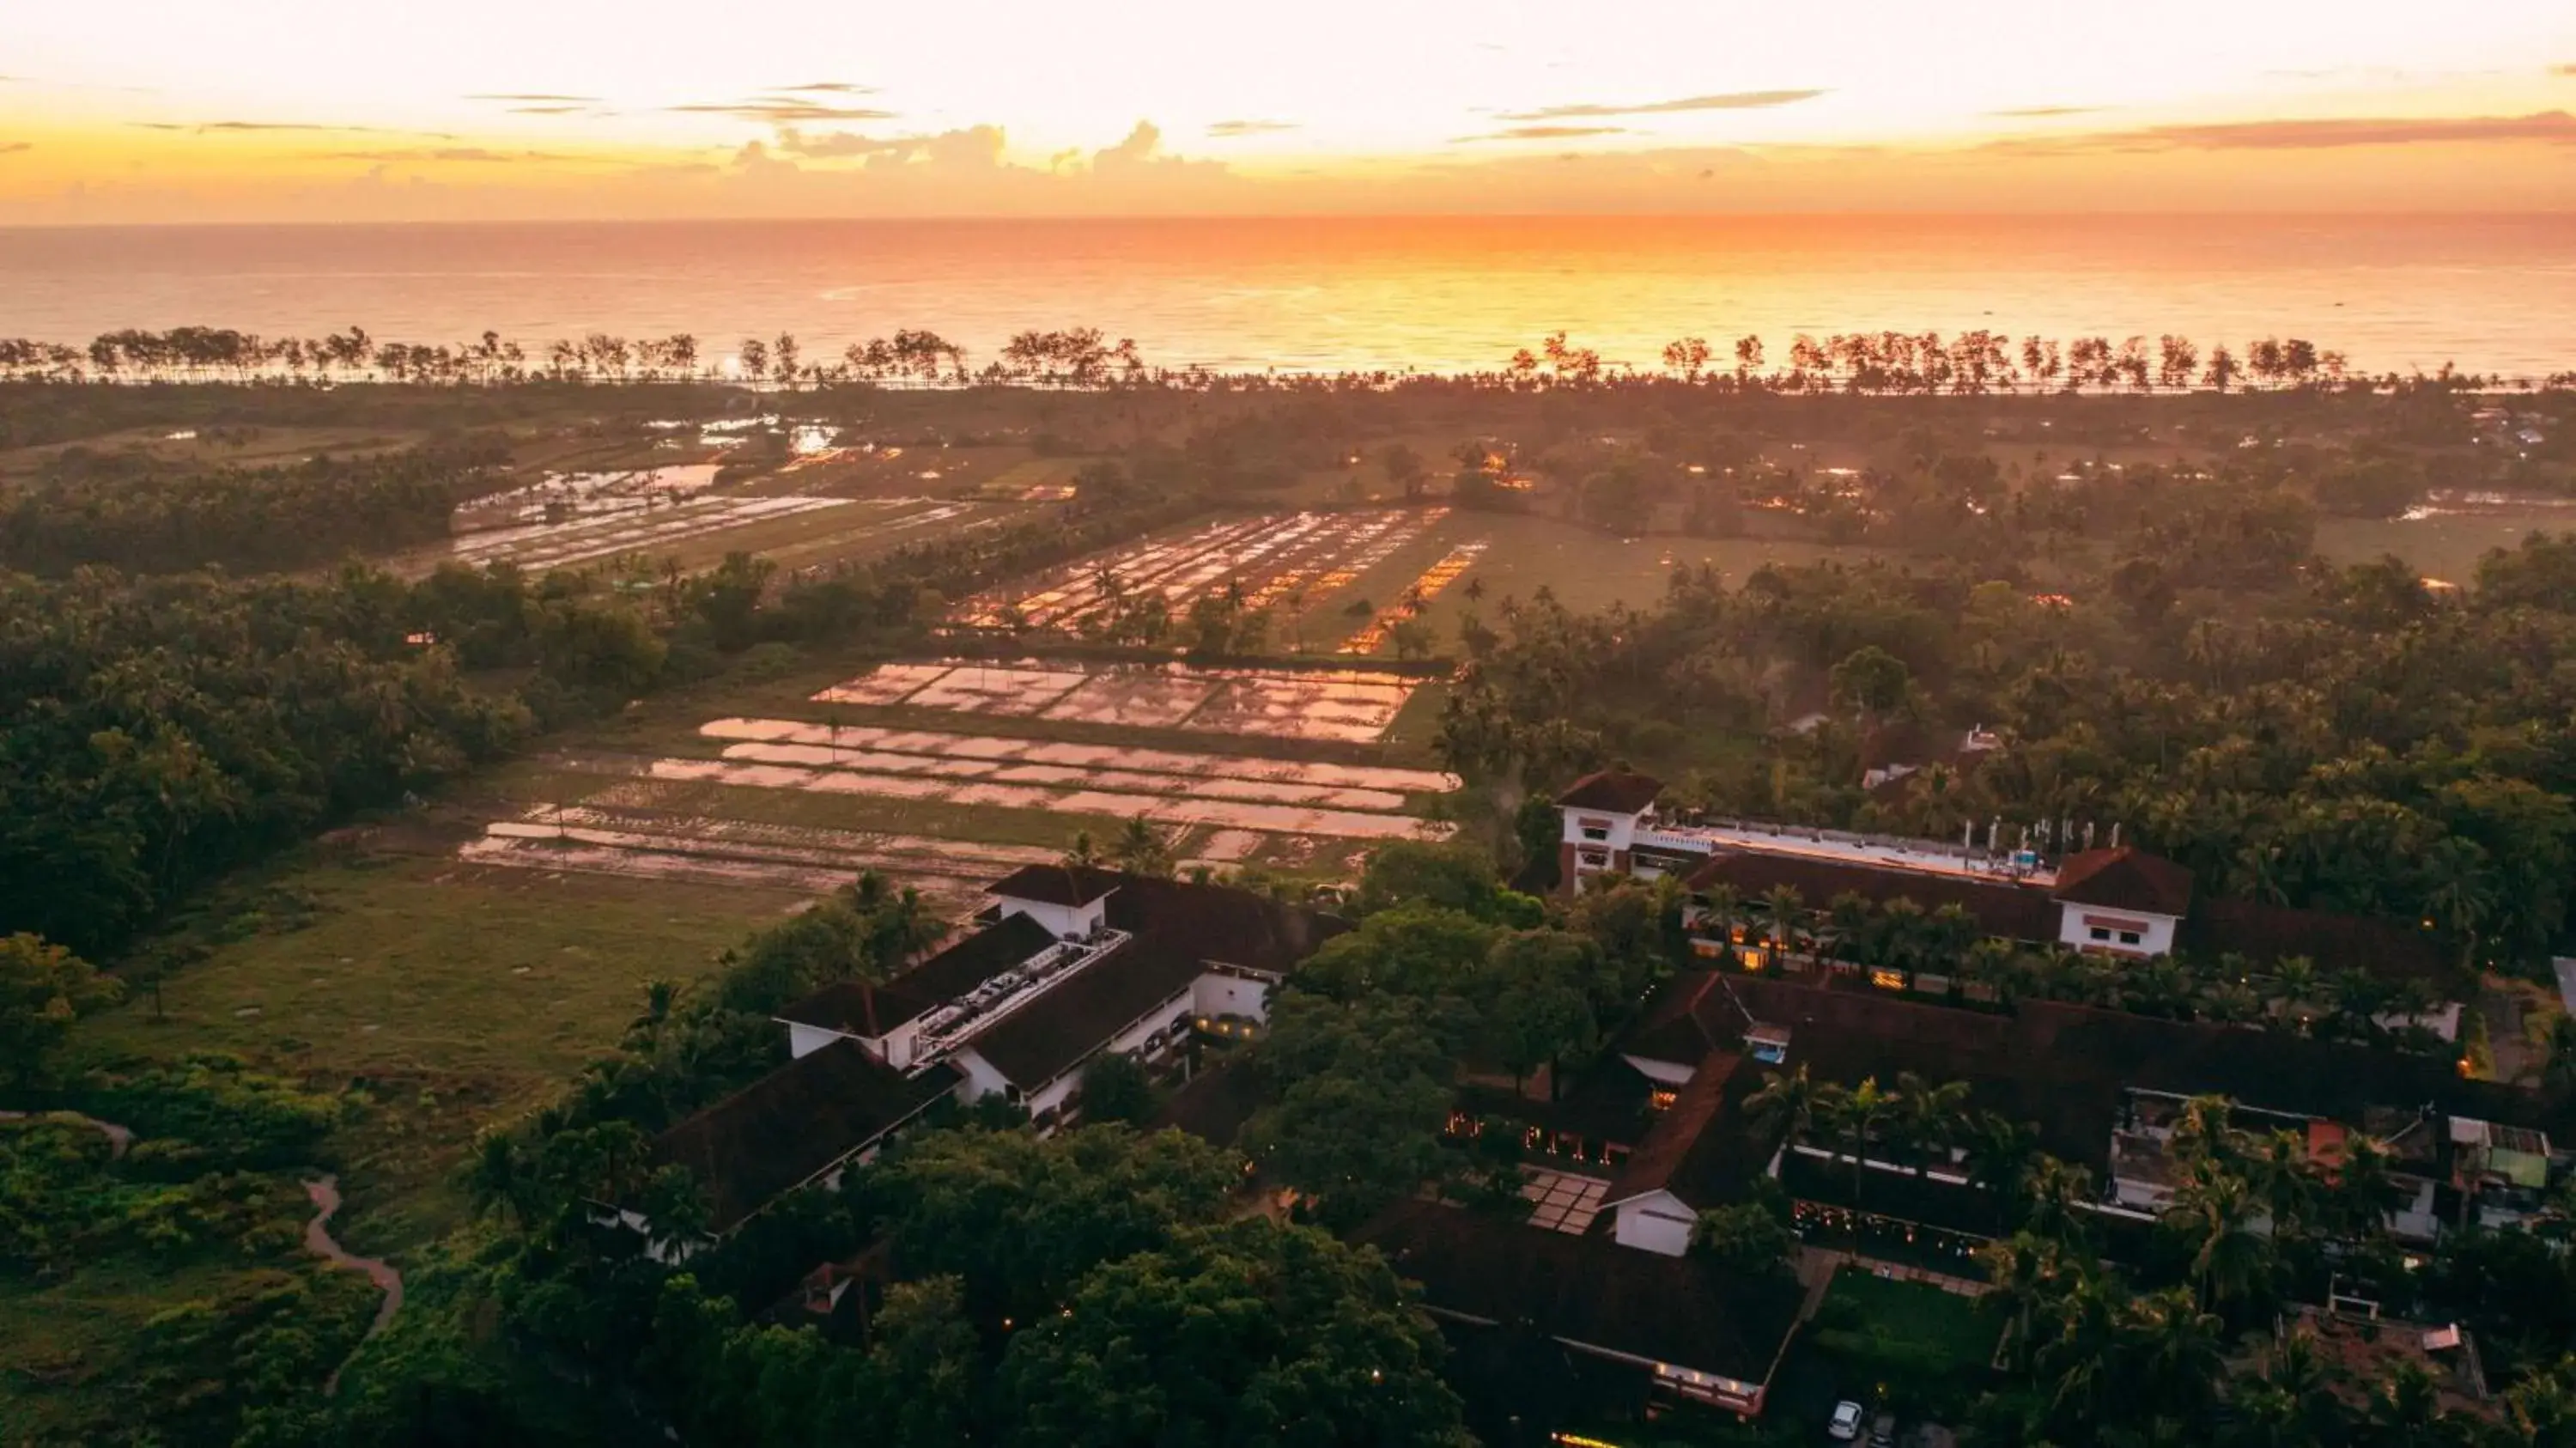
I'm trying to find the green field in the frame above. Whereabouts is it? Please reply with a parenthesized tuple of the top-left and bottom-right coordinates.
(71, 854, 786, 1255)
(2317, 501, 2576, 585)
(1399, 511, 1881, 652)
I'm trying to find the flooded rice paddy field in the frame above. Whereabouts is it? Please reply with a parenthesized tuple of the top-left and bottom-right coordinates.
(812, 660, 1428, 743)
(459, 801, 1059, 910)
(958, 508, 1449, 630)
(1340, 541, 1488, 653)
(435, 490, 1000, 575)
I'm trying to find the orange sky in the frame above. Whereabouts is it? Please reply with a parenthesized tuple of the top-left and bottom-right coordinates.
(3, 2, 2573, 222)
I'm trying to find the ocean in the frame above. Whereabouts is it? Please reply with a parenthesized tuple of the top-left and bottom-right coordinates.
(0, 214, 2567, 378)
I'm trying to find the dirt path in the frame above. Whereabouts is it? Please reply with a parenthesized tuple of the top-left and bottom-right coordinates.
(302, 1175, 404, 1393)
(0, 1110, 134, 1158)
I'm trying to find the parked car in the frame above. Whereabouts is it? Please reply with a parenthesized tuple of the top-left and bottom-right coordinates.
(1869, 1413, 1898, 1448)
(1828, 1402, 1866, 1441)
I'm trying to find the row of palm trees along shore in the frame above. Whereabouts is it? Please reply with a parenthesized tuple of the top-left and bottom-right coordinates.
(3, 323, 2566, 393)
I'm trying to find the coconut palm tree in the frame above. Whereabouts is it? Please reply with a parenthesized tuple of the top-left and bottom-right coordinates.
(1893, 1071, 1972, 1167)
(1062, 830, 1102, 867)
(2023, 1155, 2099, 1244)
(1978, 1231, 2075, 1374)
(1697, 882, 1744, 962)
(1108, 814, 1174, 877)
(1759, 884, 1805, 966)
(2172, 1167, 2272, 1315)
(1745, 1065, 1824, 1147)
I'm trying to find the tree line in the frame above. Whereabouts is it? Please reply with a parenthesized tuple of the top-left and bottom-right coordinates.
(8, 322, 2561, 393)
(0, 434, 513, 574)
(1437, 528, 2576, 980)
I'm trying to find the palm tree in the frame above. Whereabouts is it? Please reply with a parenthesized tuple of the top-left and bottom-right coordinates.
(2172, 1167, 2272, 1315)
(2126, 1287, 2229, 1426)
(1978, 1231, 2075, 1374)
(2244, 1128, 2320, 1243)
(1062, 830, 1102, 867)
(2170, 1094, 2241, 1175)
(1893, 1071, 1972, 1167)
(1698, 883, 1744, 962)
(2023, 1155, 2098, 1245)
(1827, 1076, 1896, 1206)
(1759, 885, 1805, 967)
(1965, 1111, 2040, 1197)
(1107, 814, 1174, 877)
(1744, 1065, 1823, 1147)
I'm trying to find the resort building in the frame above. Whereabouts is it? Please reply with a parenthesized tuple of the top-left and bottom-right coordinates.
(642, 865, 1343, 1238)
(1554, 769, 2451, 995)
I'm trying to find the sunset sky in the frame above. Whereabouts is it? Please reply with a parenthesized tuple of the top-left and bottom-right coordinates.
(3, 0, 2573, 223)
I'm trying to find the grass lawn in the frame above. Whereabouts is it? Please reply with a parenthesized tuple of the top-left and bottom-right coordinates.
(1401, 512, 1883, 650)
(2317, 502, 2576, 585)
(1817, 1268, 2002, 1370)
(73, 853, 785, 1256)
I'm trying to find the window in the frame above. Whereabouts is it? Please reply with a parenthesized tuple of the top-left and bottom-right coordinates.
(1580, 825, 1610, 843)
(1578, 849, 1609, 869)
(2117, 930, 2142, 946)
(2089, 926, 2112, 942)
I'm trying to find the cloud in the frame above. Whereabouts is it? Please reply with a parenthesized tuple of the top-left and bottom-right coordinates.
(0, 142, 29, 155)
(508, 105, 599, 116)
(1992, 110, 2576, 155)
(670, 100, 898, 122)
(776, 82, 876, 94)
(1498, 88, 1826, 120)
(136, 119, 443, 136)
(321, 147, 573, 163)
(1454, 125, 1627, 143)
(1989, 106, 2102, 119)
(1207, 119, 1298, 137)
(2552, 63, 2575, 76)
(775, 128, 912, 159)
(465, 93, 601, 103)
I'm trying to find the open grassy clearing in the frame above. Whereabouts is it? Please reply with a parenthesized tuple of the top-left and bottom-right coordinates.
(1400, 512, 1886, 648)
(1817, 1266, 2002, 1368)
(70, 855, 780, 1254)
(2317, 495, 2576, 584)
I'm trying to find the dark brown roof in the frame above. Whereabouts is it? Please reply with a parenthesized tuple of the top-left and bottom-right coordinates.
(650, 1041, 959, 1232)
(1620, 970, 1754, 1068)
(963, 940, 1205, 1090)
(2182, 897, 2452, 988)
(1097, 872, 1351, 972)
(1685, 850, 2060, 942)
(2053, 848, 2195, 917)
(1152, 1057, 1266, 1148)
(989, 862, 1122, 908)
(777, 913, 1056, 1037)
(1725, 976, 2564, 1175)
(1357, 1200, 1805, 1386)
(1556, 770, 1664, 814)
(1604, 1052, 1747, 1205)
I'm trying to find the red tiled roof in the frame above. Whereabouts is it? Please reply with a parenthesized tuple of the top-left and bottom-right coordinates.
(1684, 850, 2059, 941)
(1356, 1200, 1805, 1388)
(1555, 770, 1664, 814)
(650, 1042, 959, 1232)
(1620, 970, 1753, 1069)
(2052, 848, 2195, 917)
(1603, 1052, 1756, 1207)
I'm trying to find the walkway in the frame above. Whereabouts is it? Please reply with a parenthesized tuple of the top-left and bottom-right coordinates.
(302, 1175, 404, 1393)
(0, 1109, 134, 1158)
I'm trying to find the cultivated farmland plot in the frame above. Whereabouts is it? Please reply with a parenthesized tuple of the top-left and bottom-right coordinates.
(958, 508, 1449, 629)
(459, 801, 1058, 910)
(812, 660, 1430, 743)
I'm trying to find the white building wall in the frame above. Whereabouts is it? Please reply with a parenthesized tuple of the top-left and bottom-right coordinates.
(1562, 806, 1646, 854)
(1611, 1191, 1697, 1256)
(786, 1022, 844, 1060)
(2056, 903, 2178, 957)
(1619, 1053, 1698, 1087)
(950, 1047, 1014, 1101)
(1111, 990, 1195, 1056)
(999, 895, 1109, 940)
(1193, 972, 1270, 1021)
